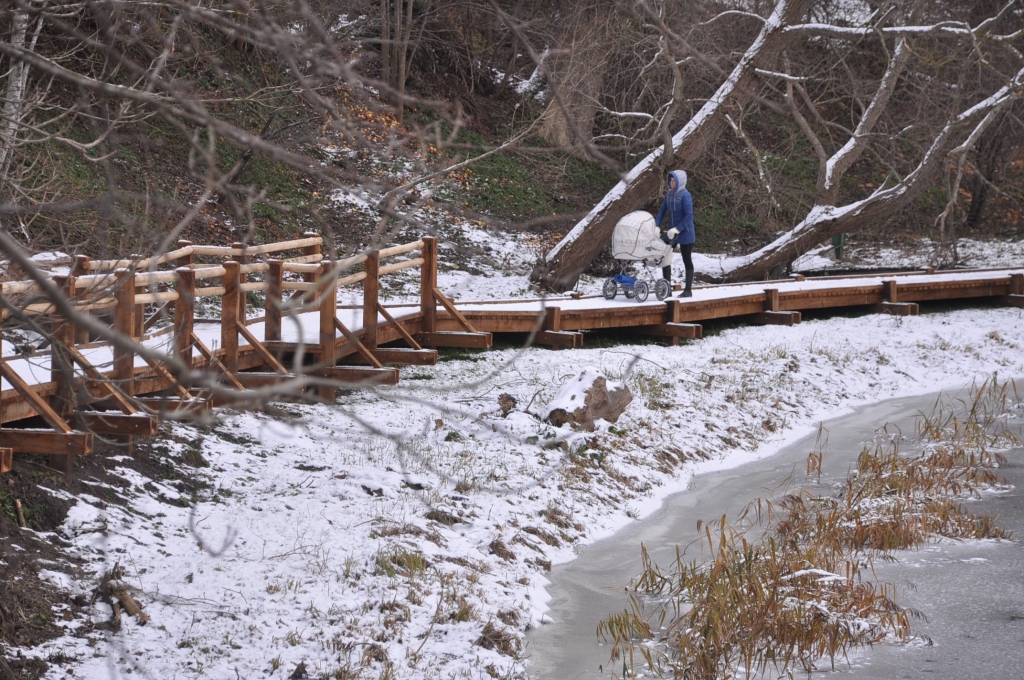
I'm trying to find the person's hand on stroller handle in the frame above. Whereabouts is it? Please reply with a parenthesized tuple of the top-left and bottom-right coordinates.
(666, 227, 679, 239)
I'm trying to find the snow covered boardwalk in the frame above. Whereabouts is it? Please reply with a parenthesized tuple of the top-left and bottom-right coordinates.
(0, 229, 1021, 476)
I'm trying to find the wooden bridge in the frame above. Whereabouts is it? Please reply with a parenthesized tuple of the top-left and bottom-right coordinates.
(1, 231, 1022, 476)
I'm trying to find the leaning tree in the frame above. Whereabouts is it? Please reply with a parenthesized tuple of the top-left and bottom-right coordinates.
(532, 0, 1024, 289)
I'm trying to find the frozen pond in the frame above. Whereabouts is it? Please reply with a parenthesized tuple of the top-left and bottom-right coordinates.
(526, 388, 1024, 679)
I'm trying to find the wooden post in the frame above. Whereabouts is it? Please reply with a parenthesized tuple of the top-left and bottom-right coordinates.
(421, 237, 437, 335)
(221, 261, 240, 373)
(174, 267, 195, 369)
(318, 262, 337, 402)
(72, 255, 91, 344)
(300, 231, 320, 283)
(1009, 273, 1024, 296)
(363, 250, 380, 350)
(665, 299, 681, 346)
(764, 288, 779, 312)
(131, 254, 145, 338)
(113, 268, 136, 397)
(232, 242, 248, 323)
(882, 280, 898, 303)
(177, 240, 194, 268)
(50, 276, 76, 418)
(265, 259, 283, 342)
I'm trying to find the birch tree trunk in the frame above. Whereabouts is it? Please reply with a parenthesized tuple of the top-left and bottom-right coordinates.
(0, 9, 31, 183)
(534, 0, 812, 292)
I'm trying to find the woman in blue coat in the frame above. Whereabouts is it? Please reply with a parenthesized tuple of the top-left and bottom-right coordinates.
(655, 169, 695, 297)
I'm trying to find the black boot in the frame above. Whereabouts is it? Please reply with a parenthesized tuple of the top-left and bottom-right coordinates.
(679, 268, 694, 297)
(661, 265, 672, 282)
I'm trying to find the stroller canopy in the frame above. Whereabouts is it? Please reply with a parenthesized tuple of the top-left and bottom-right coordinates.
(611, 211, 672, 267)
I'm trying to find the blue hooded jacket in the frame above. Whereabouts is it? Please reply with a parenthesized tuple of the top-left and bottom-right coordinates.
(655, 170, 695, 246)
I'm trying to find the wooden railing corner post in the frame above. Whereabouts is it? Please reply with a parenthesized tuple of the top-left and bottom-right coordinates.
(113, 268, 137, 396)
(318, 261, 337, 402)
(420, 237, 437, 335)
(177, 240, 194, 268)
(1010, 273, 1024, 296)
(232, 242, 249, 322)
(50, 275, 75, 418)
(72, 256, 91, 344)
(174, 267, 196, 369)
(301, 232, 321, 284)
(221, 260, 241, 373)
(363, 250, 380, 350)
(265, 259, 283, 343)
(883, 279, 898, 303)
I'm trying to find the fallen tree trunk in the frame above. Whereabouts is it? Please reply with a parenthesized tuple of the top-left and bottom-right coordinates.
(720, 63, 1024, 281)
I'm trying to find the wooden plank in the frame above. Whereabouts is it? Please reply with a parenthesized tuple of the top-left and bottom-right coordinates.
(432, 287, 479, 333)
(779, 289, 879, 310)
(418, 332, 493, 349)
(421, 237, 437, 334)
(536, 330, 584, 349)
(143, 301, 173, 331)
(66, 346, 138, 414)
(875, 301, 919, 316)
(753, 310, 802, 326)
(236, 323, 289, 374)
(315, 366, 400, 386)
(221, 260, 240, 373)
(191, 333, 246, 391)
(333, 316, 384, 368)
(635, 323, 703, 339)
(136, 397, 211, 415)
(377, 303, 423, 350)
(363, 250, 380, 349)
(1006, 294, 1024, 309)
(72, 412, 159, 436)
(137, 352, 193, 399)
(354, 348, 438, 365)
(0, 359, 73, 433)
(233, 372, 303, 388)
(898, 281, 1008, 302)
(0, 431, 93, 457)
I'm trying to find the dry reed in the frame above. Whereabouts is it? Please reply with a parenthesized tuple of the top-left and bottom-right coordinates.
(597, 377, 1020, 679)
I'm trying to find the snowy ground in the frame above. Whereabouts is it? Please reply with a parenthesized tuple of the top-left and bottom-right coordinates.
(6, 211, 1024, 679)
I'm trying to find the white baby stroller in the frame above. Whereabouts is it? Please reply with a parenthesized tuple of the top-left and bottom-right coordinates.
(603, 211, 673, 302)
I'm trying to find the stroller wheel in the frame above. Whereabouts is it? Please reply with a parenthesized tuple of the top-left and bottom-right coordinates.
(634, 280, 649, 303)
(655, 278, 671, 301)
(602, 278, 618, 300)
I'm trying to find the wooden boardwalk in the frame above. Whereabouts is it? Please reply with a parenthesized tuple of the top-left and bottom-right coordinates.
(1, 231, 1022, 476)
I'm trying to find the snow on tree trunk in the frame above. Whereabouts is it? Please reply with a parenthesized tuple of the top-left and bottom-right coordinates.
(721, 63, 1024, 282)
(533, 0, 812, 292)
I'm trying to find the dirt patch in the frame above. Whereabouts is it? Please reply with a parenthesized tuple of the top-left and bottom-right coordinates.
(0, 430, 208, 676)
